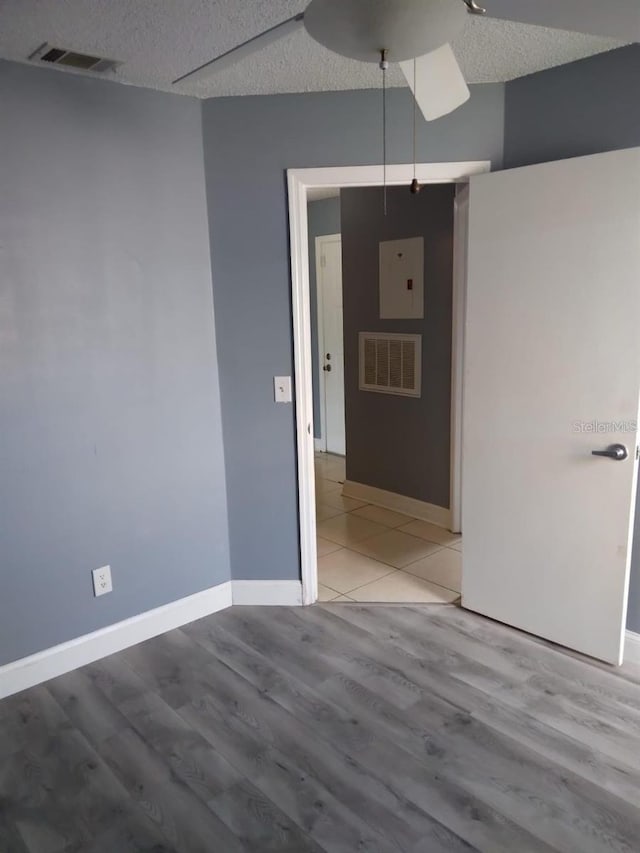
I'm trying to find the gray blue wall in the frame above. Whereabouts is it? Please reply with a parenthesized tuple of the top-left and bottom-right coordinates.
(504, 45, 640, 168)
(202, 85, 505, 580)
(503, 45, 640, 631)
(0, 60, 230, 665)
(4, 43, 638, 659)
(308, 197, 341, 440)
(341, 185, 455, 508)
(3, 42, 637, 654)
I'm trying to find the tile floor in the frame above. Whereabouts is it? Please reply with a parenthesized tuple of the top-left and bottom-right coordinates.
(315, 452, 462, 603)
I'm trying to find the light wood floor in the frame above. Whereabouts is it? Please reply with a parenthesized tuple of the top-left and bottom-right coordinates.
(1, 603, 640, 852)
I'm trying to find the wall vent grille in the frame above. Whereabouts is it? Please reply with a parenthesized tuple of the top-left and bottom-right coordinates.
(359, 332, 422, 398)
(29, 43, 119, 74)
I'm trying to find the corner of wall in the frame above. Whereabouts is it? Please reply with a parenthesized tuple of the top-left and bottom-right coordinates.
(499, 81, 508, 171)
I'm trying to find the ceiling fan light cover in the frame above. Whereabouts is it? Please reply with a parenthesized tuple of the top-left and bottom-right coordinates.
(304, 0, 467, 63)
(400, 44, 470, 121)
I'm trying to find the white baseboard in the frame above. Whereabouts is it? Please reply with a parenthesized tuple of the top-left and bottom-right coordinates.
(0, 578, 305, 701)
(232, 580, 303, 606)
(314, 438, 324, 452)
(625, 630, 640, 665)
(342, 480, 451, 529)
(0, 582, 233, 701)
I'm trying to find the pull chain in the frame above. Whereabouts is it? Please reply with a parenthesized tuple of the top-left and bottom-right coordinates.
(380, 50, 388, 216)
(410, 58, 420, 195)
(413, 58, 417, 179)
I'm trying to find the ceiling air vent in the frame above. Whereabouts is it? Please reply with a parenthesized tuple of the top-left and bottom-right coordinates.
(29, 43, 119, 73)
(359, 332, 422, 398)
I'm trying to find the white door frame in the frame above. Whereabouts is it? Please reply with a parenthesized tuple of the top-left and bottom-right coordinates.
(288, 162, 491, 605)
(450, 185, 470, 535)
(315, 232, 342, 454)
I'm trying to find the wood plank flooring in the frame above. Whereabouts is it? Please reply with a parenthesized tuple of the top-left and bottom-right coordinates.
(1, 603, 640, 852)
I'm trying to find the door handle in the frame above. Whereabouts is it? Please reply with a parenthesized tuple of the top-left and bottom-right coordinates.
(592, 443, 628, 461)
(323, 364, 332, 372)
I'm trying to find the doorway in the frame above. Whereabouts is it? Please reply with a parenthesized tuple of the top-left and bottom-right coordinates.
(292, 150, 640, 666)
(289, 162, 490, 607)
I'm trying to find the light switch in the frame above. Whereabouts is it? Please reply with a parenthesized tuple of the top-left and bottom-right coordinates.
(274, 376, 292, 403)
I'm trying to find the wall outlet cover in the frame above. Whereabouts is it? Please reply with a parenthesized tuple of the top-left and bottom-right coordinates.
(92, 565, 113, 597)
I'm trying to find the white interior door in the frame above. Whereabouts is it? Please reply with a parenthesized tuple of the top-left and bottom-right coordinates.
(317, 235, 345, 456)
(462, 148, 640, 665)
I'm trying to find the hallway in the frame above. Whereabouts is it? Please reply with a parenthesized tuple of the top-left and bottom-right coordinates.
(315, 453, 462, 603)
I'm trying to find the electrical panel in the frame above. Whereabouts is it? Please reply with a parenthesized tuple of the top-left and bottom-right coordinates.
(379, 236, 424, 319)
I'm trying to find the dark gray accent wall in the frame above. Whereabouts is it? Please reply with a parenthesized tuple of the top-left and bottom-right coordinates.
(308, 197, 341, 440)
(503, 44, 640, 632)
(341, 185, 455, 508)
(0, 60, 230, 665)
(202, 85, 505, 581)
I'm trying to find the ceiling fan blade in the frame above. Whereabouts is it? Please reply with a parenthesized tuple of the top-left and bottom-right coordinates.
(173, 13, 305, 85)
(399, 44, 470, 121)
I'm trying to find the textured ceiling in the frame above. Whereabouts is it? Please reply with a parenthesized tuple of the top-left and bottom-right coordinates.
(0, 1, 630, 99)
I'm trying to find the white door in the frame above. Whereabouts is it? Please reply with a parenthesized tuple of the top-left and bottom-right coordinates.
(462, 148, 640, 665)
(317, 234, 345, 456)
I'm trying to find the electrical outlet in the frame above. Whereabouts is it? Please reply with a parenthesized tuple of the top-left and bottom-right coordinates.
(92, 565, 113, 597)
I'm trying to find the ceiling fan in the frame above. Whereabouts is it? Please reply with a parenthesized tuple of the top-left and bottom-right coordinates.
(173, 0, 488, 122)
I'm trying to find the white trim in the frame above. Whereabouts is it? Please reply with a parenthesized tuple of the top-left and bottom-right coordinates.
(342, 480, 451, 529)
(314, 438, 324, 452)
(288, 161, 490, 606)
(0, 582, 232, 700)
(232, 580, 303, 606)
(625, 630, 640, 665)
(315, 232, 342, 453)
(289, 162, 491, 192)
(288, 168, 319, 606)
(450, 185, 469, 534)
